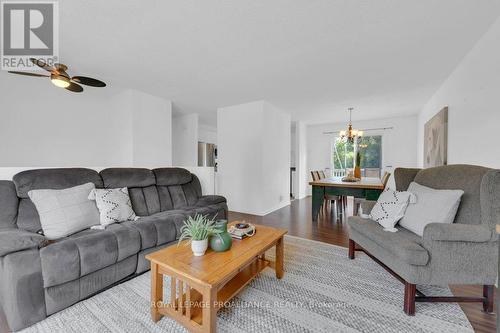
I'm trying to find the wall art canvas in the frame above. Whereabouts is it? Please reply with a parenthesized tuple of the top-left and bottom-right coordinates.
(424, 106, 448, 168)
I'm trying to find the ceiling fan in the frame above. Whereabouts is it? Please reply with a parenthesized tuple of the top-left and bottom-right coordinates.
(8, 58, 106, 93)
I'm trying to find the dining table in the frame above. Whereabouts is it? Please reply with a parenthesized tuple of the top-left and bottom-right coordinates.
(309, 177, 385, 221)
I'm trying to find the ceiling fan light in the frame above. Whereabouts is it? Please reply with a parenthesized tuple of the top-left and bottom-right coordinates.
(51, 74, 70, 88)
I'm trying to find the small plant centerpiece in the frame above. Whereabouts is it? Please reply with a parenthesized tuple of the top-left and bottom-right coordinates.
(178, 214, 220, 256)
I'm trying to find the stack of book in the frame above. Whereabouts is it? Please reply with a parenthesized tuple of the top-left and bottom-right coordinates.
(228, 223, 256, 240)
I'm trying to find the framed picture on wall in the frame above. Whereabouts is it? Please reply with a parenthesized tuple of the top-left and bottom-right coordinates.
(424, 106, 448, 168)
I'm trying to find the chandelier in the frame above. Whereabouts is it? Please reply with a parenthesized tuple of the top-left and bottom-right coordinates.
(339, 107, 363, 143)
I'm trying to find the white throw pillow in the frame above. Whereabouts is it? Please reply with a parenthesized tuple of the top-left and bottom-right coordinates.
(28, 183, 99, 240)
(370, 188, 416, 232)
(399, 182, 464, 236)
(88, 187, 139, 226)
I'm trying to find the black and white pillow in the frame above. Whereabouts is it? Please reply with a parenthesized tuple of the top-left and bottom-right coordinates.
(370, 188, 416, 232)
(88, 187, 139, 226)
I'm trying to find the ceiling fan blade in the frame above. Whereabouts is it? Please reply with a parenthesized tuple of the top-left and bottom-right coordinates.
(71, 76, 106, 87)
(54, 63, 68, 72)
(8, 71, 49, 77)
(65, 82, 84, 93)
(29, 58, 55, 72)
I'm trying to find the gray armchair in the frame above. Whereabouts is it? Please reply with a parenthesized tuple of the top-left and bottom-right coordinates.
(348, 165, 499, 315)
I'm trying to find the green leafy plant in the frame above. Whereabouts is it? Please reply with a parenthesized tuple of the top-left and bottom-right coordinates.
(178, 214, 221, 244)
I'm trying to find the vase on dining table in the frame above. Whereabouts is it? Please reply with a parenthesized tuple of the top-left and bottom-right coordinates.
(354, 151, 361, 179)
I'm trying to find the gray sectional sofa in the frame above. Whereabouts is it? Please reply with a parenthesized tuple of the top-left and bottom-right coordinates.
(0, 167, 228, 331)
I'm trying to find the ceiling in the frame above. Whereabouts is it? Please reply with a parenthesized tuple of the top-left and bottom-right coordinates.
(13, 1, 500, 125)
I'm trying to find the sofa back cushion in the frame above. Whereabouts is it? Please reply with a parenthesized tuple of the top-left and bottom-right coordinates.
(99, 168, 160, 216)
(13, 168, 103, 232)
(153, 168, 200, 209)
(413, 164, 490, 225)
(0, 181, 19, 229)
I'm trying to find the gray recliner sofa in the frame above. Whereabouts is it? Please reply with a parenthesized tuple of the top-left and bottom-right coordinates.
(0, 167, 227, 331)
(348, 164, 499, 315)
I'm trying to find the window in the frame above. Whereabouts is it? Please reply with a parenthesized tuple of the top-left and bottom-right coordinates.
(331, 135, 382, 176)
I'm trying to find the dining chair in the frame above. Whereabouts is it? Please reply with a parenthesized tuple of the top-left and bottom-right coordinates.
(319, 170, 326, 179)
(311, 171, 320, 181)
(381, 171, 390, 187)
(365, 168, 381, 178)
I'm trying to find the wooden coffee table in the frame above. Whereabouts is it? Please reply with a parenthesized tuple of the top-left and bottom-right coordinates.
(145, 222, 287, 333)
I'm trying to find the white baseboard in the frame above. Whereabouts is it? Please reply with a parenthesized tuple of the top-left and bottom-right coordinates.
(230, 200, 291, 217)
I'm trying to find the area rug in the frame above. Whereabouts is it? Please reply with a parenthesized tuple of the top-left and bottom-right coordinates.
(22, 236, 473, 333)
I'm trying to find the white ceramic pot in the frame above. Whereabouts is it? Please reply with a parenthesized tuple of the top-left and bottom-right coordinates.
(191, 239, 208, 256)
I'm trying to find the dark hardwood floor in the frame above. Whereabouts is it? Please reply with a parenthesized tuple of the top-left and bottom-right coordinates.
(229, 196, 497, 333)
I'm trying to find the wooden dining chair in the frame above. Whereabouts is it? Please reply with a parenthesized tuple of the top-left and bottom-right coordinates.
(311, 171, 320, 181)
(381, 171, 391, 188)
(365, 168, 381, 178)
(319, 170, 326, 179)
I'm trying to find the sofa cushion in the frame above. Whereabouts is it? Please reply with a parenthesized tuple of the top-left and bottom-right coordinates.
(16, 199, 42, 233)
(348, 216, 429, 266)
(122, 211, 184, 250)
(156, 185, 174, 211)
(100, 168, 156, 188)
(168, 185, 188, 209)
(185, 202, 227, 220)
(100, 168, 161, 216)
(0, 181, 19, 229)
(0, 228, 46, 257)
(39, 225, 140, 287)
(153, 168, 192, 186)
(128, 186, 161, 216)
(195, 195, 226, 207)
(182, 182, 199, 206)
(13, 168, 103, 199)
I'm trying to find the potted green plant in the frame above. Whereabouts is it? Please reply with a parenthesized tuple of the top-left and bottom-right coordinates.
(178, 214, 220, 256)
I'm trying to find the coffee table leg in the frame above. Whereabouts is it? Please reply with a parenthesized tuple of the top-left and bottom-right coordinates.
(202, 287, 217, 332)
(151, 263, 163, 322)
(276, 236, 284, 279)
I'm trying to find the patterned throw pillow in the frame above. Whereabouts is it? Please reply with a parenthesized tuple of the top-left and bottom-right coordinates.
(370, 188, 416, 232)
(88, 187, 139, 226)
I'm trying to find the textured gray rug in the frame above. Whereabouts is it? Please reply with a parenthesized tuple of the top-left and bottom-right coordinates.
(22, 236, 473, 333)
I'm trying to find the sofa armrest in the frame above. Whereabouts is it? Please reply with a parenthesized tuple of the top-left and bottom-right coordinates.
(195, 195, 227, 207)
(423, 223, 492, 243)
(0, 228, 46, 257)
(360, 200, 376, 215)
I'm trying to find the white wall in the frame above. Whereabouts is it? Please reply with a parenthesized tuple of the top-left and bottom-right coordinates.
(306, 115, 418, 193)
(417, 16, 500, 168)
(198, 124, 217, 144)
(117, 90, 173, 167)
(0, 72, 173, 167)
(218, 101, 291, 215)
(172, 113, 199, 166)
(296, 121, 308, 199)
